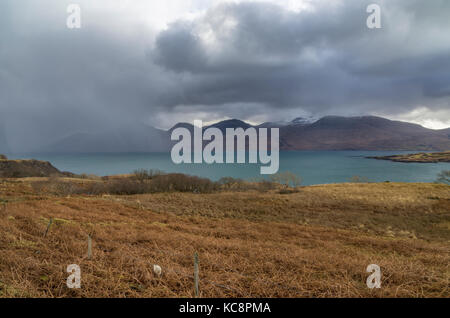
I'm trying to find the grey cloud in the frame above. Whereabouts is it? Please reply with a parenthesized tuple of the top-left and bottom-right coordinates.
(154, 21, 208, 73)
(1, 0, 449, 152)
(0, 0, 176, 151)
(152, 0, 450, 116)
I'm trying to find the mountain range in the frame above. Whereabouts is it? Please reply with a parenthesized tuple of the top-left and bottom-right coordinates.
(2, 116, 450, 153)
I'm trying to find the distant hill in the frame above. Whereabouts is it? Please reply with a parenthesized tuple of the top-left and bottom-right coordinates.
(169, 119, 253, 133)
(41, 124, 170, 153)
(258, 116, 317, 128)
(0, 158, 62, 178)
(278, 116, 450, 151)
(167, 116, 450, 151)
(209, 119, 253, 130)
(36, 116, 450, 153)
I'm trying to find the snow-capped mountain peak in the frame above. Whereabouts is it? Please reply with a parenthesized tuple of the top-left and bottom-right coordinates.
(290, 116, 318, 126)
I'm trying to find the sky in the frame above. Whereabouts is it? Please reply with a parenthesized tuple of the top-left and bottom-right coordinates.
(1, 0, 450, 151)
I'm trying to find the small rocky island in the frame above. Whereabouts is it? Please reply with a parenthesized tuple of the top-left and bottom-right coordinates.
(368, 151, 450, 163)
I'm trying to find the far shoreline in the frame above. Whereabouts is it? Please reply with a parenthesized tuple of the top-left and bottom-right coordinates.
(367, 151, 450, 163)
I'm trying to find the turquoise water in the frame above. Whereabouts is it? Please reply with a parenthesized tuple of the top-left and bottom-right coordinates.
(9, 151, 450, 186)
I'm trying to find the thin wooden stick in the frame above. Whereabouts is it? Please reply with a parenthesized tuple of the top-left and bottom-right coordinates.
(44, 218, 53, 238)
(194, 252, 199, 297)
(87, 234, 92, 259)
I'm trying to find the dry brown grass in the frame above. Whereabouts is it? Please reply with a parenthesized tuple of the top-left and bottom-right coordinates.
(0, 178, 449, 298)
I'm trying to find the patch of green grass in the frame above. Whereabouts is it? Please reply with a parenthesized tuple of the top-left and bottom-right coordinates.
(10, 238, 37, 248)
(40, 216, 74, 226)
(0, 281, 23, 297)
(152, 222, 169, 228)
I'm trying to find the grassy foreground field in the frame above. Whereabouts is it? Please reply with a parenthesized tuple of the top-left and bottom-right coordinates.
(0, 178, 449, 298)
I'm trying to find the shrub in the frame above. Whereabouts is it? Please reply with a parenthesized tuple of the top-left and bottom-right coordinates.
(78, 173, 102, 180)
(103, 179, 150, 195)
(270, 171, 302, 188)
(61, 171, 77, 178)
(218, 177, 244, 190)
(278, 188, 300, 195)
(150, 174, 219, 193)
(132, 169, 164, 182)
(255, 179, 277, 192)
(31, 175, 83, 195)
(30, 172, 307, 196)
(32, 173, 221, 196)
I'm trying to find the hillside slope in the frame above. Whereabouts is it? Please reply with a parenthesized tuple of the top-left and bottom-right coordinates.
(41, 124, 169, 153)
(169, 116, 450, 151)
(0, 159, 62, 178)
(279, 116, 450, 151)
(0, 180, 449, 297)
(30, 116, 450, 153)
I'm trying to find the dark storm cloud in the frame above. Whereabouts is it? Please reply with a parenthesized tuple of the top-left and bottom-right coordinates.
(153, 0, 450, 117)
(0, 0, 180, 151)
(0, 0, 449, 151)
